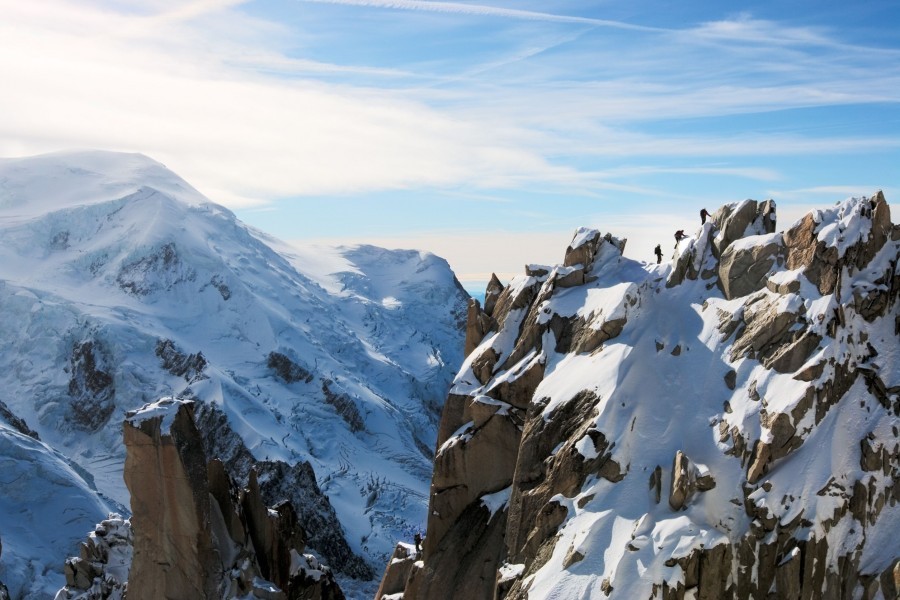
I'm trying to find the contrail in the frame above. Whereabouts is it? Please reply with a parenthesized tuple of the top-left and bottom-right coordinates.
(299, 0, 667, 33)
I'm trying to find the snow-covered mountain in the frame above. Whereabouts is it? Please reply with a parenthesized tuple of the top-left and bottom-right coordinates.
(0, 150, 467, 598)
(379, 195, 900, 599)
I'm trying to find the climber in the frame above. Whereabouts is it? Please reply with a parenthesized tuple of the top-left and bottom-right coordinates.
(700, 208, 711, 224)
(654, 244, 662, 264)
(414, 532, 422, 554)
(674, 230, 687, 244)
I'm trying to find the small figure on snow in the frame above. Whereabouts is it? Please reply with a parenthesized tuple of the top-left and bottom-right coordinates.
(414, 532, 422, 554)
(700, 208, 711, 224)
(654, 244, 662, 264)
(674, 230, 687, 242)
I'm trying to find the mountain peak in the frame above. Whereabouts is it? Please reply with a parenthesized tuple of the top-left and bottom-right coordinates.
(0, 150, 209, 219)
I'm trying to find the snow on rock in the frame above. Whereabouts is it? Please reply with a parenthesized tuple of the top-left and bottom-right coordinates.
(123, 397, 190, 432)
(0, 151, 468, 598)
(54, 514, 132, 600)
(379, 193, 900, 600)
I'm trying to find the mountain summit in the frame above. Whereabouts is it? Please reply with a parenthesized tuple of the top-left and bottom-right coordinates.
(378, 195, 900, 599)
(0, 151, 467, 598)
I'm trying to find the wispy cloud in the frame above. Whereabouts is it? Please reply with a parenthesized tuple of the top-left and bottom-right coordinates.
(765, 185, 897, 201)
(0, 0, 897, 215)
(299, 0, 666, 32)
(600, 165, 782, 182)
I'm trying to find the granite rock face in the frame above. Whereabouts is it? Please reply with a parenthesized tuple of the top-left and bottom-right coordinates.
(378, 194, 900, 600)
(58, 398, 344, 600)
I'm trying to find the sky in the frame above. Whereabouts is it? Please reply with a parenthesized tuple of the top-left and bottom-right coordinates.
(1, 0, 899, 292)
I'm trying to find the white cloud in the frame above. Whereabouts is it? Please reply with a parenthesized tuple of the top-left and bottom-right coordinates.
(0, 0, 897, 215)
(0, 0, 580, 204)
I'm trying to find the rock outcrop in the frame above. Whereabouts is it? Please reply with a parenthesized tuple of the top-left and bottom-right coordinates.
(54, 515, 132, 600)
(124, 398, 219, 599)
(378, 194, 900, 600)
(374, 542, 420, 599)
(465, 298, 495, 356)
(668, 199, 777, 289)
(58, 398, 345, 600)
(192, 401, 373, 579)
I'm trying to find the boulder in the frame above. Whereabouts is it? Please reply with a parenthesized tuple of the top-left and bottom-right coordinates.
(668, 450, 715, 511)
(711, 199, 776, 257)
(564, 228, 603, 268)
(718, 234, 783, 300)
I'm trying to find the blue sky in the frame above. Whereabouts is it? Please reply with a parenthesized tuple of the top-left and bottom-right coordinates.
(1, 0, 898, 291)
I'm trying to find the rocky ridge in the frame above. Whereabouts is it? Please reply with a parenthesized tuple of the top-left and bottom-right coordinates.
(379, 193, 900, 599)
(56, 398, 344, 600)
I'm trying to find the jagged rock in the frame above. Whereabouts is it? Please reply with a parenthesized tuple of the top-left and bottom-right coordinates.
(668, 450, 715, 511)
(409, 499, 507, 600)
(471, 347, 500, 385)
(122, 398, 345, 600)
(556, 265, 586, 288)
(485, 357, 544, 409)
(55, 515, 132, 600)
(193, 402, 372, 579)
(68, 339, 115, 431)
(525, 264, 550, 277)
(242, 471, 306, 592)
(266, 351, 313, 384)
(426, 401, 522, 557)
(378, 195, 900, 600)
(320, 380, 364, 433)
(669, 451, 691, 511)
(375, 542, 419, 599)
(724, 370, 737, 390)
(563, 228, 601, 268)
(0, 398, 39, 439)
(729, 292, 806, 365)
(488, 273, 543, 337)
(669, 200, 776, 290)
(711, 199, 777, 257)
(718, 233, 783, 299)
(156, 339, 208, 381)
(563, 546, 584, 568)
(784, 191, 892, 295)
(506, 392, 622, 570)
(649, 465, 662, 504)
(550, 313, 626, 355)
(464, 298, 495, 356)
(123, 399, 220, 600)
(116, 242, 196, 296)
(881, 559, 900, 599)
(484, 273, 504, 317)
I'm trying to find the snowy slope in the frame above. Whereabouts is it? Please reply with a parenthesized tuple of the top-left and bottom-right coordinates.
(0, 150, 467, 597)
(387, 196, 900, 600)
(0, 422, 116, 599)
